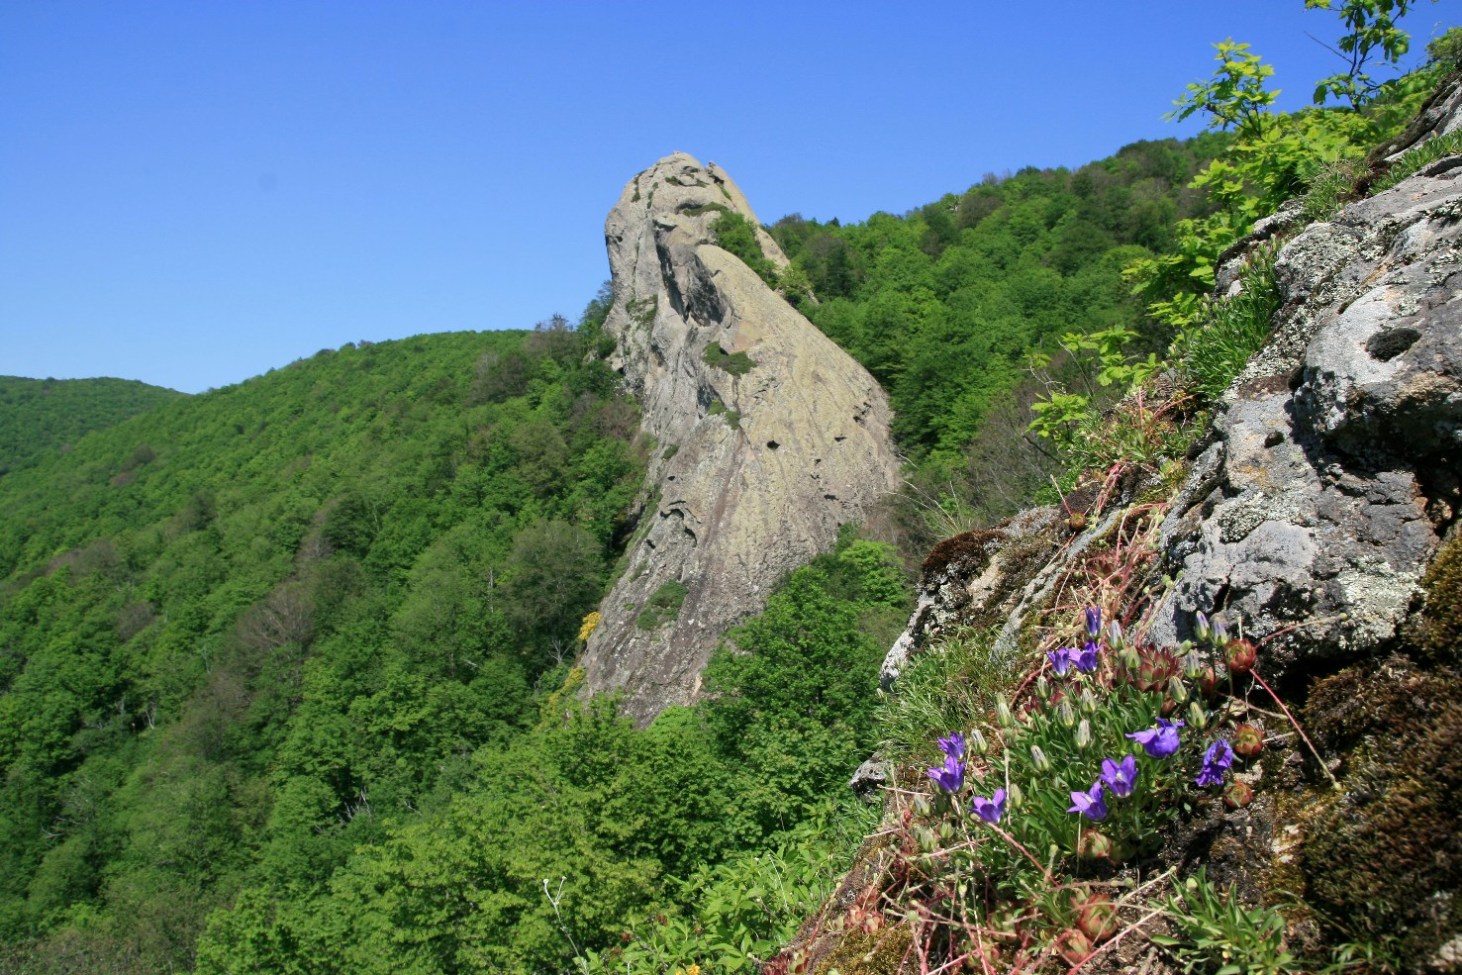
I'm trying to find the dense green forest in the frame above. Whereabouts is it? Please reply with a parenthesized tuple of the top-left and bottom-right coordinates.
(0, 376, 185, 476)
(0, 317, 908, 974)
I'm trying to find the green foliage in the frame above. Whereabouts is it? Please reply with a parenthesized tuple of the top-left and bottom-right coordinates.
(0, 376, 184, 475)
(191, 529, 909, 974)
(702, 343, 757, 377)
(1427, 25, 1462, 69)
(707, 398, 742, 429)
(636, 579, 690, 630)
(1168, 39, 1279, 136)
(712, 210, 780, 287)
(1153, 869, 1299, 975)
(768, 137, 1223, 469)
(1305, 0, 1421, 108)
(1370, 128, 1462, 193)
(576, 802, 879, 975)
(1171, 244, 1282, 400)
(0, 326, 647, 969)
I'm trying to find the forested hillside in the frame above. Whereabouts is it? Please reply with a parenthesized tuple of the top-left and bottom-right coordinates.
(0, 376, 185, 475)
(0, 324, 649, 969)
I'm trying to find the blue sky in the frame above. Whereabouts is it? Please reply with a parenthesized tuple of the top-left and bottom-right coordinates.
(3, 1, 1459, 394)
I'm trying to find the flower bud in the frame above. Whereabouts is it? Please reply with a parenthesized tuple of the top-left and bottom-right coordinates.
(1119, 647, 1142, 673)
(1223, 780, 1254, 809)
(1232, 722, 1264, 760)
(1079, 688, 1098, 715)
(1077, 830, 1112, 860)
(1106, 620, 1124, 651)
(1075, 718, 1093, 751)
(1056, 700, 1077, 729)
(1036, 675, 1052, 701)
(1030, 745, 1052, 772)
(969, 728, 989, 756)
(1006, 782, 1023, 809)
(995, 694, 1015, 729)
(1194, 611, 1212, 645)
(1198, 666, 1219, 699)
(1212, 620, 1229, 646)
(1224, 638, 1258, 677)
(1181, 651, 1204, 679)
(1187, 700, 1209, 731)
(1168, 675, 1190, 705)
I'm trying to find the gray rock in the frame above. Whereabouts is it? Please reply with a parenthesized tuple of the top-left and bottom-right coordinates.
(1147, 155, 1462, 672)
(579, 153, 901, 722)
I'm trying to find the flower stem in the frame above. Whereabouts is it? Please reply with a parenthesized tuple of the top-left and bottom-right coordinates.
(1251, 667, 1339, 791)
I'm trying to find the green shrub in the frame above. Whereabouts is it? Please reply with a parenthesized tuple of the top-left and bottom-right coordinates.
(702, 343, 756, 376)
(636, 579, 689, 629)
(1172, 243, 1281, 401)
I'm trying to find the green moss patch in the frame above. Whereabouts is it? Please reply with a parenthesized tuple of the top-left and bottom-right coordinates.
(702, 342, 756, 376)
(635, 579, 689, 630)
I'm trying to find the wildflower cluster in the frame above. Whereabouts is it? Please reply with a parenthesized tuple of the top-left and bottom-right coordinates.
(904, 607, 1276, 965)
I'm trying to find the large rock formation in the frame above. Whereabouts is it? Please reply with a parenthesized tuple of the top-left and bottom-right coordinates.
(1146, 151, 1461, 670)
(579, 152, 901, 722)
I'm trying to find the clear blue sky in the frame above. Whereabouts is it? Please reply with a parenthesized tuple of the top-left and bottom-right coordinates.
(3, 1, 1458, 394)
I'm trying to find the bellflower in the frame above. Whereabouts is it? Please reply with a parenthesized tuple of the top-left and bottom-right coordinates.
(1075, 641, 1100, 674)
(1126, 717, 1185, 758)
(970, 788, 1006, 824)
(1068, 780, 1108, 821)
(1099, 754, 1139, 798)
(937, 731, 966, 760)
(1085, 606, 1102, 640)
(1047, 647, 1075, 676)
(1195, 738, 1235, 788)
(927, 753, 965, 793)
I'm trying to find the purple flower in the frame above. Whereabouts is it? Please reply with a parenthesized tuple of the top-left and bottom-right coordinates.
(1075, 641, 1100, 674)
(1047, 647, 1075, 676)
(1068, 781, 1108, 821)
(1099, 755, 1139, 798)
(970, 788, 1006, 824)
(937, 731, 966, 760)
(1126, 717, 1185, 759)
(1195, 738, 1235, 788)
(927, 753, 965, 793)
(1085, 607, 1102, 640)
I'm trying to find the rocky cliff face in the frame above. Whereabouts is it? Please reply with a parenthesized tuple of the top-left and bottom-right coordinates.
(579, 152, 901, 722)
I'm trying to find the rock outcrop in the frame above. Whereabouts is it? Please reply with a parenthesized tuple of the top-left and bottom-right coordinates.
(849, 102, 1462, 971)
(1146, 153, 1461, 671)
(579, 153, 901, 722)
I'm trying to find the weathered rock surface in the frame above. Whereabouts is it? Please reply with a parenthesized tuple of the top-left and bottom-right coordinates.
(1147, 155, 1462, 671)
(580, 152, 901, 722)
